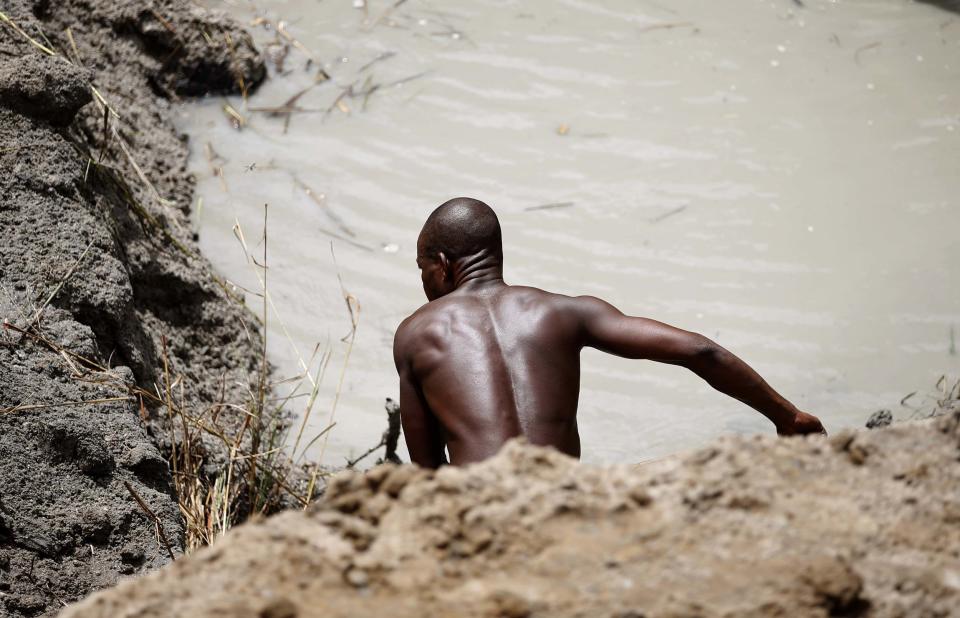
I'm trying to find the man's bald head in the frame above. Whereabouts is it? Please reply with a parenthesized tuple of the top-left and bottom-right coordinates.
(419, 197, 502, 263)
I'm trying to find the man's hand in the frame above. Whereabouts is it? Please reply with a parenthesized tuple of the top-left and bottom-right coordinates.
(777, 410, 826, 436)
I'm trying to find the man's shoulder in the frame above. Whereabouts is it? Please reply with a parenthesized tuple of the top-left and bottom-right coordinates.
(395, 299, 453, 343)
(503, 285, 585, 313)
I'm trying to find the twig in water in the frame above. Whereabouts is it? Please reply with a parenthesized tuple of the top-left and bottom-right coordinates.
(325, 84, 355, 116)
(357, 50, 396, 73)
(382, 71, 429, 89)
(205, 142, 228, 193)
(251, 17, 319, 66)
(319, 228, 374, 252)
(248, 85, 322, 133)
(357, 74, 380, 111)
(368, 0, 410, 30)
(525, 202, 574, 212)
(123, 481, 176, 561)
(345, 398, 403, 468)
(853, 42, 880, 67)
(293, 176, 356, 237)
(637, 21, 696, 35)
(648, 204, 688, 223)
(222, 103, 246, 130)
(382, 398, 402, 463)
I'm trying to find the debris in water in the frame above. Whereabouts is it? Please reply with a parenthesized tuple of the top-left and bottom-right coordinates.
(384, 71, 429, 88)
(853, 42, 881, 66)
(368, 0, 410, 30)
(248, 85, 322, 133)
(525, 202, 574, 212)
(326, 84, 354, 116)
(205, 142, 228, 193)
(222, 102, 246, 130)
(345, 398, 403, 468)
(358, 51, 396, 73)
(648, 205, 687, 223)
(293, 177, 356, 238)
(251, 16, 319, 66)
(265, 41, 290, 73)
(637, 21, 697, 36)
(865, 409, 892, 429)
(319, 228, 374, 252)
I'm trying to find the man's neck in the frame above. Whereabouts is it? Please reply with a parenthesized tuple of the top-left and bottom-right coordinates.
(452, 252, 505, 292)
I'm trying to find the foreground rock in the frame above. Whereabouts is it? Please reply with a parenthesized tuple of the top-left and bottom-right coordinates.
(64, 414, 960, 618)
(0, 0, 264, 614)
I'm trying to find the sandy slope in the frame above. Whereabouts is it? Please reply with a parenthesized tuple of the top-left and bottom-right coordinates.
(65, 411, 960, 618)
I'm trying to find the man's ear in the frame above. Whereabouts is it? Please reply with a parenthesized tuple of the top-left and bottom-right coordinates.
(438, 252, 452, 280)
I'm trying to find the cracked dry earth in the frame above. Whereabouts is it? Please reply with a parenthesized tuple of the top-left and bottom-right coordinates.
(65, 412, 960, 618)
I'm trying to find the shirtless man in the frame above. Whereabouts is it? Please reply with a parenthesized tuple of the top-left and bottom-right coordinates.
(393, 197, 826, 468)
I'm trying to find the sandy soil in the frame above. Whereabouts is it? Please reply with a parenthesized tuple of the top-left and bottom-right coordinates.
(62, 408, 960, 618)
(0, 1, 265, 615)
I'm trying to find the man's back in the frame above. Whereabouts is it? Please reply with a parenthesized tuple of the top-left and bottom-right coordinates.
(396, 285, 583, 465)
(394, 197, 825, 468)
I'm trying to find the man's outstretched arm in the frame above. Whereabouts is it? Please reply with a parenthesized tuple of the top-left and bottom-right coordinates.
(575, 296, 825, 435)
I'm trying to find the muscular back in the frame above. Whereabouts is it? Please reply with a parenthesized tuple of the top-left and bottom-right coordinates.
(394, 285, 585, 465)
(395, 198, 824, 468)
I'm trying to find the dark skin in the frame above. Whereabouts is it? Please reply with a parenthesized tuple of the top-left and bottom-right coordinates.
(394, 234, 826, 469)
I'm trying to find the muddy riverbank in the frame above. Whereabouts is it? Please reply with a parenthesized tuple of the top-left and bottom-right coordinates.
(0, 0, 266, 614)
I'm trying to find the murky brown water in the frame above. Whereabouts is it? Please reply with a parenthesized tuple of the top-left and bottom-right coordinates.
(178, 0, 960, 466)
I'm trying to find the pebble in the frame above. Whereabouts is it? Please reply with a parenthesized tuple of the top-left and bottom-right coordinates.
(344, 567, 369, 588)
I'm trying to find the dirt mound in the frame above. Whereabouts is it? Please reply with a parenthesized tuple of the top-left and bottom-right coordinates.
(63, 414, 960, 618)
(0, 0, 264, 615)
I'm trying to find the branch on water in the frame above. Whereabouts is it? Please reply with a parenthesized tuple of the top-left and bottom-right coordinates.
(345, 398, 403, 468)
